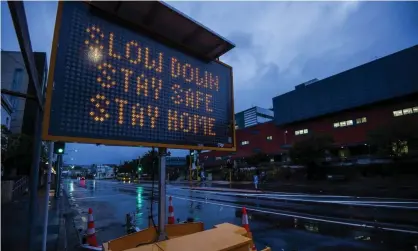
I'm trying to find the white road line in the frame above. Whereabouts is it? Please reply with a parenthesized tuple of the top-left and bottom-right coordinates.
(169, 195, 418, 235)
(65, 181, 418, 208)
(91, 184, 418, 208)
(65, 182, 418, 234)
(71, 194, 124, 200)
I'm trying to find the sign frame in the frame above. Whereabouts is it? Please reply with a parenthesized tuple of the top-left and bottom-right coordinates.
(42, 2, 236, 152)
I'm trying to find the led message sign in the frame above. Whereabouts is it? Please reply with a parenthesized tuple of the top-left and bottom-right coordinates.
(42, 2, 235, 151)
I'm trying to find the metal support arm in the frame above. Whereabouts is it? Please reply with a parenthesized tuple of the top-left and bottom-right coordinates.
(157, 147, 167, 241)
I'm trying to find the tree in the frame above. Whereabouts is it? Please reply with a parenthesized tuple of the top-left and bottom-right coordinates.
(40, 141, 49, 163)
(289, 133, 334, 165)
(140, 150, 157, 175)
(368, 117, 418, 159)
(245, 153, 270, 166)
(1, 125, 49, 177)
(1, 125, 11, 161)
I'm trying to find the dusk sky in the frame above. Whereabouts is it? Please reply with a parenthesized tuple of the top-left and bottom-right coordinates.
(2, 1, 418, 165)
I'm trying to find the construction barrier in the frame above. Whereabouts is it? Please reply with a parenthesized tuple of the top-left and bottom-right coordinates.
(168, 196, 175, 224)
(101, 199, 270, 251)
(165, 222, 204, 238)
(86, 208, 98, 247)
(104, 222, 204, 251)
(241, 207, 256, 250)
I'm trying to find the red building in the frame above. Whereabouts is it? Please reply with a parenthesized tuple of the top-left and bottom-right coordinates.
(200, 45, 418, 164)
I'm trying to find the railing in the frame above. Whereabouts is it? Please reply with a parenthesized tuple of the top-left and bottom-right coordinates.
(12, 175, 29, 199)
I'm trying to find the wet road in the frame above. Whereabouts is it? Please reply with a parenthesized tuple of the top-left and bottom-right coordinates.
(65, 179, 418, 251)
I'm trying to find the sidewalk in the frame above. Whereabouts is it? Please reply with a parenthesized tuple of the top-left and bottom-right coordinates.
(1, 187, 79, 251)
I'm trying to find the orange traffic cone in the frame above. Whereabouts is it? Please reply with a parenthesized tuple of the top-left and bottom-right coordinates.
(168, 196, 175, 224)
(242, 207, 250, 232)
(86, 208, 98, 247)
(242, 207, 256, 251)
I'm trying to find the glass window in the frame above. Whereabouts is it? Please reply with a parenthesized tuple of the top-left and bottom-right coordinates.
(42, 68, 48, 95)
(333, 122, 340, 128)
(303, 129, 308, 134)
(295, 130, 300, 135)
(403, 108, 412, 115)
(2, 2, 26, 119)
(266, 136, 273, 140)
(362, 117, 367, 123)
(10, 69, 24, 109)
(356, 118, 362, 124)
(393, 110, 403, 117)
(340, 121, 347, 127)
(241, 141, 249, 145)
(413, 107, 418, 113)
(346, 120, 353, 126)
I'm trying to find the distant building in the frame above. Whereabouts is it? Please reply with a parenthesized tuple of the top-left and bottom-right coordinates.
(166, 157, 186, 167)
(1, 51, 47, 135)
(96, 165, 114, 179)
(235, 106, 274, 129)
(200, 45, 418, 164)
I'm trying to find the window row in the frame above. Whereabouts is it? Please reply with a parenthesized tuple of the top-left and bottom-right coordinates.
(333, 117, 367, 128)
(295, 129, 308, 135)
(240, 135, 274, 146)
(393, 107, 418, 117)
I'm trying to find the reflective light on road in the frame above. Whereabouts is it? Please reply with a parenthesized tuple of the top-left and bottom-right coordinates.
(136, 187, 144, 226)
(69, 182, 74, 192)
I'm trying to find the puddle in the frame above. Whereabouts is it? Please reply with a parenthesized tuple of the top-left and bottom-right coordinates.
(237, 208, 418, 250)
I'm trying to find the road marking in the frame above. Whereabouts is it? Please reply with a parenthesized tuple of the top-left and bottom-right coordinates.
(64, 181, 418, 235)
(71, 194, 126, 200)
(65, 181, 418, 209)
(168, 194, 418, 235)
(96, 183, 418, 208)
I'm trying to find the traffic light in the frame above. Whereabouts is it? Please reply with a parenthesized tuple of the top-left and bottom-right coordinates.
(54, 142, 65, 155)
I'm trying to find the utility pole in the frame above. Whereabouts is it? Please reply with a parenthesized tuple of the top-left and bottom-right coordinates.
(54, 154, 62, 198)
(157, 148, 168, 241)
(7, 3, 45, 250)
(42, 142, 54, 251)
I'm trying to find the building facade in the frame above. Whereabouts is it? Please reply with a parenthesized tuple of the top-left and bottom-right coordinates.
(1, 94, 13, 130)
(1, 51, 48, 135)
(273, 45, 418, 126)
(95, 165, 114, 179)
(235, 106, 274, 129)
(200, 45, 418, 164)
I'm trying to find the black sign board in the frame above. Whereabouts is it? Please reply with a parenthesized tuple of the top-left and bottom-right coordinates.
(43, 2, 235, 151)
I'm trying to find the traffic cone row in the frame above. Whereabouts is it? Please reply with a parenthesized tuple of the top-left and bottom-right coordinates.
(86, 208, 98, 247)
(168, 196, 175, 224)
(242, 207, 257, 251)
